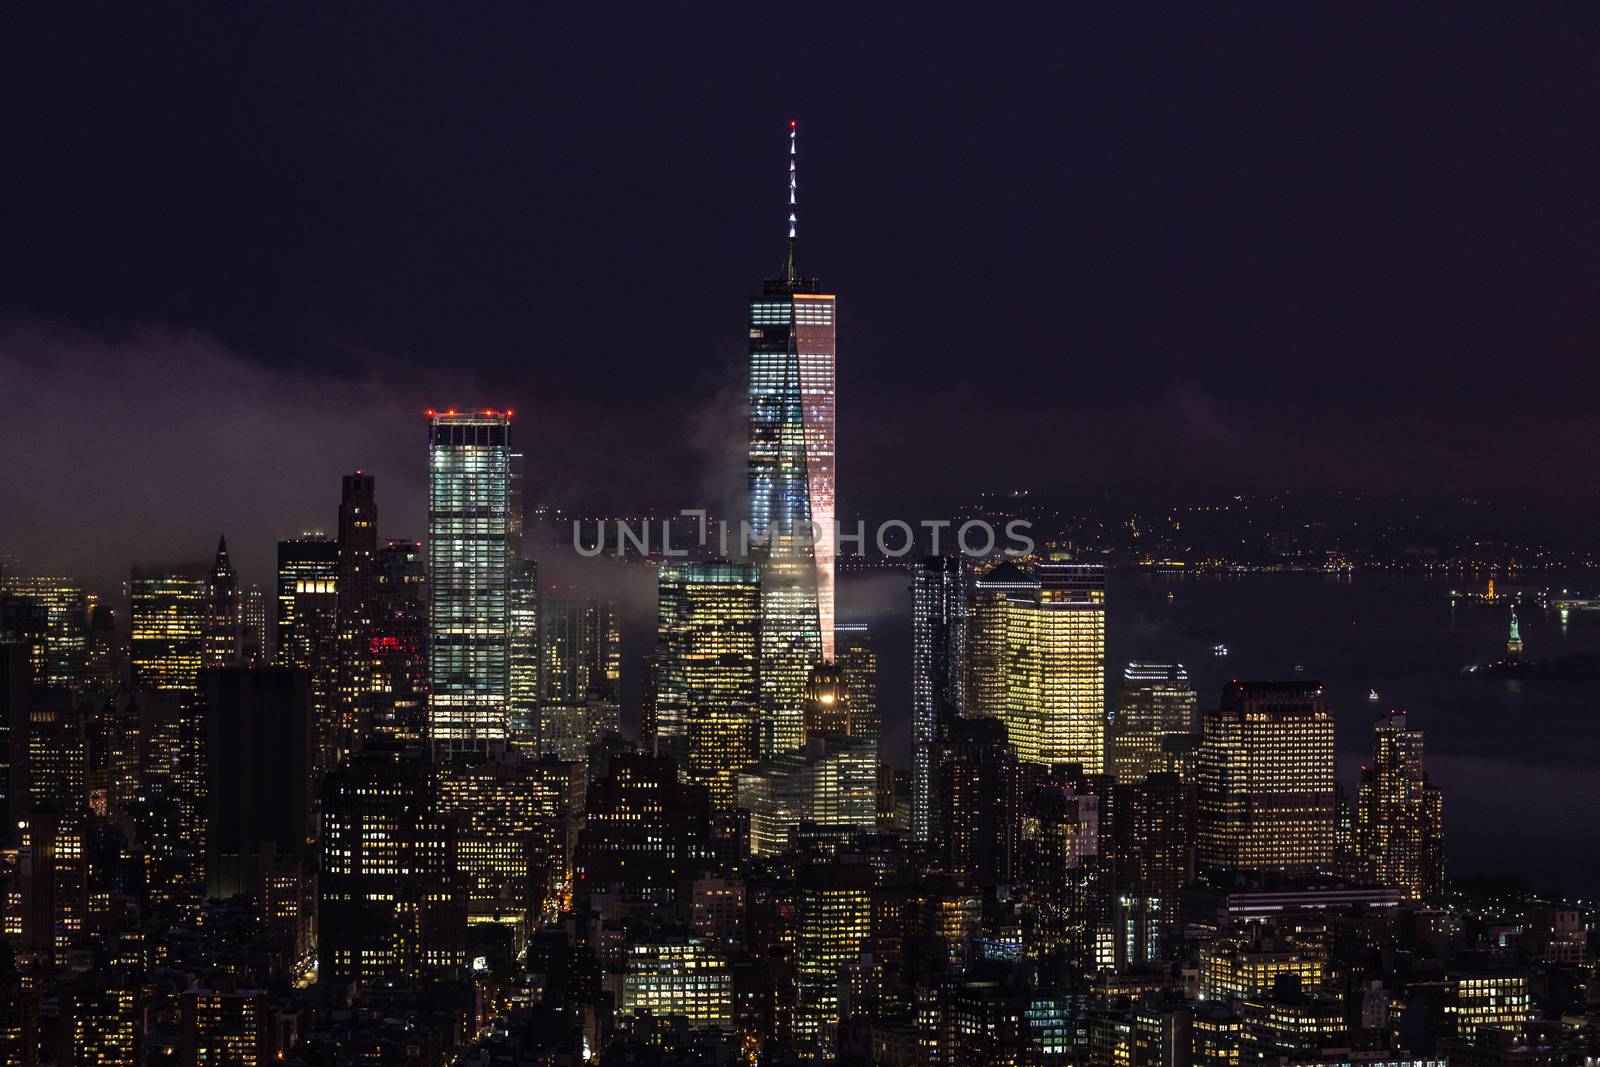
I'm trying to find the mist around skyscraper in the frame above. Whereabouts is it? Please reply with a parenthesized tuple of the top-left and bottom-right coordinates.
(3, 47, 1600, 1067)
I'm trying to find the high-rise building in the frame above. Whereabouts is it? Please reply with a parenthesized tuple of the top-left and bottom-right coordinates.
(274, 539, 339, 772)
(239, 584, 268, 666)
(130, 566, 207, 694)
(0, 574, 90, 690)
(2, 644, 30, 840)
(538, 588, 621, 760)
(656, 560, 761, 766)
(507, 557, 540, 754)
(435, 750, 584, 928)
(975, 560, 1106, 772)
(966, 561, 1040, 723)
(1354, 711, 1443, 900)
(834, 623, 879, 749)
(574, 750, 714, 906)
(1198, 681, 1336, 874)
(792, 855, 873, 1058)
(1112, 771, 1194, 927)
(911, 556, 967, 845)
(202, 536, 240, 669)
(427, 410, 513, 758)
(368, 539, 428, 741)
(335, 471, 378, 752)
(202, 667, 312, 903)
(937, 716, 1024, 886)
(736, 733, 876, 856)
(1110, 662, 1198, 785)
(750, 123, 833, 749)
(318, 740, 467, 982)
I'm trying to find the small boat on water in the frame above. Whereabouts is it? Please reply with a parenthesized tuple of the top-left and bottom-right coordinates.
(1212, 643, 1229, 657)
(1368, 688, 1380, 702)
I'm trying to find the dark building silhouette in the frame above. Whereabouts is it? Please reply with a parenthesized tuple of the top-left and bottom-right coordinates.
(202, 667, 313, 901)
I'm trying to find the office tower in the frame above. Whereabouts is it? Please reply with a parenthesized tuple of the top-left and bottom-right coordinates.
(970, 560, 1108, 771)
(1111, 662, 1198, 785)
(369, 539, 427, 741)
(201, 667, 312, 903)
(937, 716, 1024, 886)
(793, 855, 873, 1057)
(537, 589, 620, 759)
(1112, 772, 1194, 926)
(17, 692, 91, 964)
(1023, 778, 1102, 964)
(238, 584, 268, 666)
(966, 561, 1039, 722)
(637, 653, 660, 753)
(318, 740, 468, 982)
(69, 972, 141, 1067)
(574, 751, 714, 906)
(656, 560, 761, 764)
(0, 574, 90, 690)
(202, 535, 240, 669)
(129, 565, 207, 694)
(83, 603, 124, 697)
(1197, 681, 1337, 874)
(507, 558, 540, 753)
(335, 471, 378, 751)
(274, 538, 340, 772)
(427, 409, 513, 758)
(749, 126, 831, 755)
(736, 733, 876, 855)
(180, 990, 265, 1067)
(912, 556, 966, 845)
(618, 939, 734, 1030)
(435, 749, 582, 928)
(834, 623, 879, 748)
(1354, 712, 1443, 900)
(1, 645, 28, 840)
(803, 661, 851, 737)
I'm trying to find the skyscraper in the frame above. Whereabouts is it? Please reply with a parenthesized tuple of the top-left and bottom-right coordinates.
(368, 539, 428, 742)
(911, 555, 966, 845)
(1354, 711, 1443, 900)
(977, 560, 1107, 773)
(202, 667, 312, 903)
(427, 410, 513, 758)
(130, 565, 207, 694)
(750, 122, 834, 749)
(274, 539, 339, 772)
(335, 471, 378, 752)
(834, 623, 879, 749)
(1197, 681, 1337, 874)
(318, 740, 467, 982)
(1110, 662, 1198, 785)
(202, 536, 240, 670)
(656, 560, 762, 809)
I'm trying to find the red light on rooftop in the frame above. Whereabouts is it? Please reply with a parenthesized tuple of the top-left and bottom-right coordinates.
(425, 409, 436, 417)
(790, 119, 797, 128)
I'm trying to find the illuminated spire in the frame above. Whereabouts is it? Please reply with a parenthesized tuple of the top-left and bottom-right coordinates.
(785, 119, 799, 283)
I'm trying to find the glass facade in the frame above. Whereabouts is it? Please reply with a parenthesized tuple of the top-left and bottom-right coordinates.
(130, 566, 207, 694)
(427, 412, 512, 757)
(656, 560, 762, 809)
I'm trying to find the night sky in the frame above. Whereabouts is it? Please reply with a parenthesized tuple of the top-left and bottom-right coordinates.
(4, 4, 1600, 588)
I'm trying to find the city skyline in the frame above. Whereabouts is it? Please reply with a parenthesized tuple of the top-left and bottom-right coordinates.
(2, 9, 1600, 1065)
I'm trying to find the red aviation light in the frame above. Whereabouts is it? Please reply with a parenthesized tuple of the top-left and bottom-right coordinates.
(790, 119, 797, 128)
